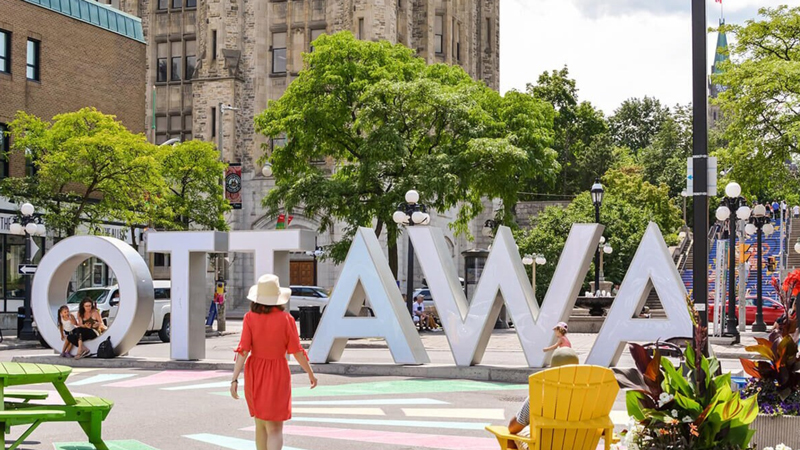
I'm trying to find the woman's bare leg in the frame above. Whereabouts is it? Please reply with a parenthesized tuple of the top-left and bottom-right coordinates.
(265, 420, 284, 450)
(254, 418, 268, 450)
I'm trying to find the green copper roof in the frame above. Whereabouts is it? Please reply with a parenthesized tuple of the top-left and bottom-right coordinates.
(23, 0, 145, 43)
(712, 20, 729, 74)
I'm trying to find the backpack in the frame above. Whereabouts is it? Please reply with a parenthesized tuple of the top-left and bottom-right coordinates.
(96, 337, 116, 359)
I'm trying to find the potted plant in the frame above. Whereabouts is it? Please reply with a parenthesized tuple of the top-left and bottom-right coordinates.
(624, 302, 758, 450)
(739, 272, 800, 448)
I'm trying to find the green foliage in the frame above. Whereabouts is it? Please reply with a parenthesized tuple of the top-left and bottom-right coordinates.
(515, 168, 682, 299)
(2, 108, 162, 237)
(625, 340, 758, 450)
(0, 108, 228, 239)
(712, 6, 800, 203)
(638, 104, 693, 200)
(158, 140, 230, 231)
(255, 32, 556, 266)
(609, 96, 670, 153)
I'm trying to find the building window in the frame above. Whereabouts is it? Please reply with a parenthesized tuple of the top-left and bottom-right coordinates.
(271, 135, 286, 151)
(153, 253, 170, 267)
(171, 0, 181, 9)
(272, 32, 286, 74)
(357, 18, 364, 40)
(170, 41, 181, 81)
(158, 0, 167, 9)
(485, 18, 491, 51)
(157, 42, 168, 82)
(210, 107, 216, 137)
(25, 147, 36, 177)
(0, 30, 9, 74)
(434, 15, 443, 55)
(310, 28, 324, 52)
(0, 123, 9, 178)
(26, 39, 40, 81)
(185, 40, 196, 80)
(211, 30, 217, 60)
(455, 23, 461, 61)
(186, 0, 196, 7)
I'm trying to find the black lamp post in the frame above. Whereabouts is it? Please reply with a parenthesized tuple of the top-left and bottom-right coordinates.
(715, 182, 750, 341)
(590, 179, 605, 295)
(393, 190, 430, 316)
(10, 202, 46, 341)
(746, 204, 774, 332)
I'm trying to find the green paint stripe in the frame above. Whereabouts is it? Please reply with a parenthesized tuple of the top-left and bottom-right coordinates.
(54, 440, 159, 450)
(212, 379, 526, 398)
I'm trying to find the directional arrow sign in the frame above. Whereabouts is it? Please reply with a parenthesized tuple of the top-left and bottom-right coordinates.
(18, 264, 37, 275)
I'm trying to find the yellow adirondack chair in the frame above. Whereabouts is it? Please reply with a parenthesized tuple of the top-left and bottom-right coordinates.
(485, 365, 619, 450)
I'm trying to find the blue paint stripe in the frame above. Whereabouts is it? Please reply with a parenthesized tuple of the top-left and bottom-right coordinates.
(286, 416, 490, 431)
(184, 433, 306, 450)
(163, 380, 243, 391)
(292, 398, 448, 406)
(69, 374, 137, 386)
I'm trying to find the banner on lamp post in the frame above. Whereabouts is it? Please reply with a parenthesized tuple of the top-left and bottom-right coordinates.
(224, 164, 242, 209)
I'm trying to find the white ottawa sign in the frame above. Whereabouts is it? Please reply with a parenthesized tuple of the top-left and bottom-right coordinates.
(32, 223, 691, 366)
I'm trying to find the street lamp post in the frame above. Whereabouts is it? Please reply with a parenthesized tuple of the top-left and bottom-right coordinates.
(308, 246, 324, 286)
(598, 237, 613, 283)
(393, 190, 430, 316)
(591, 179, 605, 295)
(681, 189, 689, 226)
(746, 204, 774, 332)
(522, 254, 546, 295)
(10, 202, 46, 340)
(715, 182, 750, 341)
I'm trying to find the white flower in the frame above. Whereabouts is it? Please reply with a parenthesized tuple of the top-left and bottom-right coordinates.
(671, 409, 679, 418)
(682, 415, 693, 423)
(775, 445, 791, 450)
(763, 447, 774, 450)
(658, 392, 674, 407)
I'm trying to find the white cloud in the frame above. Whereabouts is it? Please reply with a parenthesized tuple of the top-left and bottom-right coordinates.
(500, 0, 788, 115)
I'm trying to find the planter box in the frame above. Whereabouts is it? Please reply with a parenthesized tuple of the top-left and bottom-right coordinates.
(752, 414, 800, 449)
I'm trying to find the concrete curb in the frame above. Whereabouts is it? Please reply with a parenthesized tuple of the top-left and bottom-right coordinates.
(11, 354, 641, 384)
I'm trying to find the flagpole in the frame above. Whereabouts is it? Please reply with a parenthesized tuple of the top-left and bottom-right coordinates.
(151, 85, 156, 143)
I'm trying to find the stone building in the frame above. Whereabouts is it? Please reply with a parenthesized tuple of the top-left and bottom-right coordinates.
(108, 0, 500, 309)
(0, 0, 145, 322)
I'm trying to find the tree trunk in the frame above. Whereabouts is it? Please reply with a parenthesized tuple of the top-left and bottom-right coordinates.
(130, 226, 139, 252)
(389, 240, 398, 279)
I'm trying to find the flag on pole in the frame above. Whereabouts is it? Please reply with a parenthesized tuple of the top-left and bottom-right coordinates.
(715, 0, 721, 3)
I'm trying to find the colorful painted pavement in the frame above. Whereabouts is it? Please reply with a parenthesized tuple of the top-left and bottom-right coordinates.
(3, 369, 629, 449)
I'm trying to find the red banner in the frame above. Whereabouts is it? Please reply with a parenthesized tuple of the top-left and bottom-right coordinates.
(224, 164, 242, 209)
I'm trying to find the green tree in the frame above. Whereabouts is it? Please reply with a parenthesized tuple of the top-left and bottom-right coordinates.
(639, 104, 693, 199)
(516, 168, 682, 300)
(608, 96, 669, 153)
(2, 108, 163, 237)
(526, 66, 609, 196)
(713, 6, 800, 201)
(255, 32, 556, 274)
(158, 140, 230, 231)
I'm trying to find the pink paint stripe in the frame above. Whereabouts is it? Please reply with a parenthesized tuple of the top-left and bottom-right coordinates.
(105, 370, 229, 388)
(283, 425, 496, 450)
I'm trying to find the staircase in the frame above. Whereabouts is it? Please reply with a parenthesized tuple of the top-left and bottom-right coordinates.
(787, 216, 800, 270)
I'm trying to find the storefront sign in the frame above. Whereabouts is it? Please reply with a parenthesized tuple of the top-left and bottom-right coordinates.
(31, 224, 691, 366)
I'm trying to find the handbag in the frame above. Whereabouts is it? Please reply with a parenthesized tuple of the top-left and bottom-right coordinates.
(97, 337, 116, 359)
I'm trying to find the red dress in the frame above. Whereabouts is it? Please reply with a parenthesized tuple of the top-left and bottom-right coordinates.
(235, 310, 305, 421)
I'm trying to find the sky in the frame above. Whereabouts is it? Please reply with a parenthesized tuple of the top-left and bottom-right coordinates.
(499, 0, 788, 115)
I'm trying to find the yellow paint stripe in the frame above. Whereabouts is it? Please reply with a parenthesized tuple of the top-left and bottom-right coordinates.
(402, 408, 506, 420)
(292, 407, 385, 416)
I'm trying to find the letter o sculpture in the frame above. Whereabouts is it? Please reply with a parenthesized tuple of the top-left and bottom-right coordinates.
(32, 236, 154, 356)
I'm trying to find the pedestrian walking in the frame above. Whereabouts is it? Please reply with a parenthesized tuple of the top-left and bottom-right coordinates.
(230, 274, 318, 450)
(794, 205, 800, 218)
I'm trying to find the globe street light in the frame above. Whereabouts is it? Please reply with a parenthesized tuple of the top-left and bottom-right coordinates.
(715, 181, 749, 341)
(746, 203, 773, 332)
(393, 190, 430, 315)
(12, 202, 46, 340)
(590, 179, 605, 295)
(599, 238, 613, 284)
(261, 162, 273, 177)
(522, 253, 546, 294)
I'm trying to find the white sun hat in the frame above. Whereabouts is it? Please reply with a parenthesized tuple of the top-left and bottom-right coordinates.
(247, 274, 291, 306)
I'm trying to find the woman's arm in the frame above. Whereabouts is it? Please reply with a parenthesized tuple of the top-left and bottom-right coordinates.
(229, 350, 248, 399)
(542, 343, 558, 352)
(292, 351, 318, 388)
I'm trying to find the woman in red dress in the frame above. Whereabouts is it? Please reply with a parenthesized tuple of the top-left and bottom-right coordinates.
(230, 274, 318, 450)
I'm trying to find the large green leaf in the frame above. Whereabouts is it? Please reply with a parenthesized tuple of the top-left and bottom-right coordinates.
(626, 390, 648, 421)
(661, 356, 693, 397)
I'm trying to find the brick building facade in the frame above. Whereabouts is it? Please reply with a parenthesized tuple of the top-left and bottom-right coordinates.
(106, 0, 500, 308)
(0, 0, 145, 317)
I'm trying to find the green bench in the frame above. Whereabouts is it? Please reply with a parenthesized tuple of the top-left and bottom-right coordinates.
(9, 396, 115, 450)
(3, 391, 49, 404)
(0, 409, 67, 450)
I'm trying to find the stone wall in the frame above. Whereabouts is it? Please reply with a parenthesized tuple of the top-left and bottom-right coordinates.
(515, 201, 572, 229)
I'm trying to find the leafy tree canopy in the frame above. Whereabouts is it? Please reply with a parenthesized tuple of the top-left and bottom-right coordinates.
(713, 6, 800, 202)
(515, 168, 682, 300)
(609, 96, 670, 153)
(255, 32, 557, 268)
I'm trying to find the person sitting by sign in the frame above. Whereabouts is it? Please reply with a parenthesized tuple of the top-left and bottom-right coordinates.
(69, 297, 105, 359)
(412, 295, 428, 330)
(57, 305, 78, 357)
(506, 347, 580, 450)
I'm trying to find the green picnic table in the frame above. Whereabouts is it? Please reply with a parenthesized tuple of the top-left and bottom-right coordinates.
(0, 362, 114, 450)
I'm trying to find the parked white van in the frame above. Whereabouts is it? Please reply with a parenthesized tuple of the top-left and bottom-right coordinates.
(66, 280, 172, 342)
